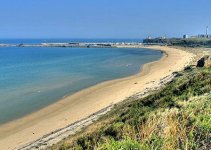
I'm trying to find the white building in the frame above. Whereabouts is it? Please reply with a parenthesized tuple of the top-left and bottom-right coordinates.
(183, 34, 189, 39)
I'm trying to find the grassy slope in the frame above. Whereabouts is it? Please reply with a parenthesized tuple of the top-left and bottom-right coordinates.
(50, 67, 211, 150)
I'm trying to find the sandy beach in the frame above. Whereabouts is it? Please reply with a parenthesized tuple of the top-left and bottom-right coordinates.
(0, 46, 194, 150)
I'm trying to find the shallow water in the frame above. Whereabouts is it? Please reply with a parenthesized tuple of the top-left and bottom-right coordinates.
(0, 47, 162, 124)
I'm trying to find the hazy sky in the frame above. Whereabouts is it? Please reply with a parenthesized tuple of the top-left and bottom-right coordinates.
(0, 0, 210, 39)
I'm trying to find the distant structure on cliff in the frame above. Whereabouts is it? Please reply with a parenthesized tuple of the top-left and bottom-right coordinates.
(196, 26, 210, 38)
(183, 34, 189, 39)
(206, 26, 208, 38)
(147, 35, 152, 39)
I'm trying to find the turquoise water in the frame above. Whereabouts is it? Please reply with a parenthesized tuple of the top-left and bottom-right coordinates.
(0, 47, 162, 124)
(0, 38, 143, 44)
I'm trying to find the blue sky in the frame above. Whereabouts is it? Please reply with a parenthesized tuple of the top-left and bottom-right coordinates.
(0, 0, 210, 39)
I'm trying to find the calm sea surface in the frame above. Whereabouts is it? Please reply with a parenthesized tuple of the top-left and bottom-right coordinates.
(0, 46, 162, 124)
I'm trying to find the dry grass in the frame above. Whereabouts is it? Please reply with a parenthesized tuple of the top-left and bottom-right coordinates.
(48, 67, 211, 150)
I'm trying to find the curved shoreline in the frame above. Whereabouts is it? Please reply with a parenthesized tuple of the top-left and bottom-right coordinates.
(0, 46, 194, 150)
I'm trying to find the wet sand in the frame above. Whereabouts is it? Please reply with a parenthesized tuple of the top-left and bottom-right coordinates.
(0, 46, 194, 150)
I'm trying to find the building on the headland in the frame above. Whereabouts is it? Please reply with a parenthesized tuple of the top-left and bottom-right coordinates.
(189, 26, 211, 39)
(197, 26, 210, 38)
(147, 35, 152, 39)
(190, 35, 211, 39)
(183, 34, 189, 39)
(206, 26, 208, 38)
(197, 34, 211, 38)
(161, 35, 166, 39)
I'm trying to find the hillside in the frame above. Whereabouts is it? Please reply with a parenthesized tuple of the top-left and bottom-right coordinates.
(48, 66, 211, 150)
(143, 38, 211, 47)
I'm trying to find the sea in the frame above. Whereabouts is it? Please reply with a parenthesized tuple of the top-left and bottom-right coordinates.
(0, 39, 162, 124)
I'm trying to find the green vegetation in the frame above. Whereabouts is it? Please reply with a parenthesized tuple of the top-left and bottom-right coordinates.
(50, 67, 211, 150)
(143, 37, 211, 47)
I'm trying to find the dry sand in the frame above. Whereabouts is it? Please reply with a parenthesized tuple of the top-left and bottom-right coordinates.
(0, 46, 194, 150)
